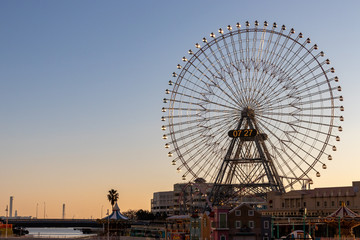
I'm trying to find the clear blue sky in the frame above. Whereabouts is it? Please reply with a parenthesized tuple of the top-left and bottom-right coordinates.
(0, 0, 359, 218)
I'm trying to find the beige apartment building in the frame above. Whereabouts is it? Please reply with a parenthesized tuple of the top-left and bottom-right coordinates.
(151, 181, 213, 216)
(151, 191, 174, 216)
(262, 181, 360, 217)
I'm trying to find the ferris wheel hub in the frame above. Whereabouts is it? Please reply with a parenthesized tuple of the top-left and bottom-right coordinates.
(241, 107, 255, 118)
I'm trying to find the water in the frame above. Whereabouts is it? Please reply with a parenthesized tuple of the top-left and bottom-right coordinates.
(27, 227, 97, 238)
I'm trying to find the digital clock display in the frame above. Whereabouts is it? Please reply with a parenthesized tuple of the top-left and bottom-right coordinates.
(228, 129, 258, 138)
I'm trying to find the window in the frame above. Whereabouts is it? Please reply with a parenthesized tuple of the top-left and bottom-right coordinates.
(220, 235, 226, 240)
(248, 210, 254, 216)
(324, 201, 327, 207)
(235, 221, 241, 229)
(263, 237, 269, 240)
(235, 210, 241, 216)
(219, 213, 227, 228)
(303, 202, 306, 207)
(347, 201, 350, 206)
(282, 202, 285, 208)
(264, 221, 269, 229)
(332, 201, 335, 206)
(317, 202, 320, 207)
(249, 221, 255, 229)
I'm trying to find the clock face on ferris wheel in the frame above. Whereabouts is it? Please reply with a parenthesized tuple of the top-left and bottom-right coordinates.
(161, 20, 344, 191)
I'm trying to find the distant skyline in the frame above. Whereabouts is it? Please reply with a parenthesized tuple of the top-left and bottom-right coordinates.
(0, 0, 359, 218)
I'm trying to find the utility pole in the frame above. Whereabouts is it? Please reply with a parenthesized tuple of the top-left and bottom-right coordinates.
(44, 202, 46, 219)
(5, 205, 8, 238)
(36, 203, 39, 218)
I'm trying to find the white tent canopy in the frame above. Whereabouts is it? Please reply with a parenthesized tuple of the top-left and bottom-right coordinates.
(103, 202, 129, 220)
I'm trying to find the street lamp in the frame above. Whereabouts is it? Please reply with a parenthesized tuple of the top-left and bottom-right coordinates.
(107, 209, 110, 240)
(303, 208, 307, 239)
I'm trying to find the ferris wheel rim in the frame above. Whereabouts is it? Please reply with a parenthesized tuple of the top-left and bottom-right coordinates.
(163, 21, 343, 190)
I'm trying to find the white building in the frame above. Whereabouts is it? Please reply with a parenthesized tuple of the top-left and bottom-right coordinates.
(151, 180, 213, 216)
(151, 191, 174, 216)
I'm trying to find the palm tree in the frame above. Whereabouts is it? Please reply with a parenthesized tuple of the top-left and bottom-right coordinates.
(107, 189, 119, 210)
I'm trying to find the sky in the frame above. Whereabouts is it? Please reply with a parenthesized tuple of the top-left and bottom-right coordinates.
(0, 0, 359, 219)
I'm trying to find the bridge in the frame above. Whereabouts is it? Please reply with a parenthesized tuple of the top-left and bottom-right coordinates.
(2, 218, 103, 228)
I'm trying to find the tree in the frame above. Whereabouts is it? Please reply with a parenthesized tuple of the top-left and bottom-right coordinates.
(122, 209, 137, 220)
(136, 209, 155, 220)
(107, 189, 119, 209)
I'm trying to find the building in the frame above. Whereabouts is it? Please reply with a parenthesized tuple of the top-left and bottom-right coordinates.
(166, 215, 190, 240)
(151, 180, 213, 216)
(151, 191, 174, 216)
(263, 181, 360, 217)
(173, 182, 213, 215)
(210, 204, 271, 240)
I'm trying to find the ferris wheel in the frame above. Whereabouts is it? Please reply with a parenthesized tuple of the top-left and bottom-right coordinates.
(161, 21, 344, 202)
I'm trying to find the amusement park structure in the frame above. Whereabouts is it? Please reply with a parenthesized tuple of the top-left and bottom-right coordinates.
(161, 20, 343, 210)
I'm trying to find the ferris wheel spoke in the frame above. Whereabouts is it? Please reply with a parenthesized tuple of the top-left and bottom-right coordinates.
(283, 130, 329, 166)
(206, 44, 244, 106)
(290, 68, 335, 92)
(183, 140, 225, 178)
(258, 117, 327, 167)
(228, 31, 247, 98)
(170, 94, 239, 111)
(185, 51, 243, 106)
(220, 34, 247, 104)
(168, 122, 210, 136)
(169, 111, 237, 128)
(171, 107, 239, 115)
(256, 37, 304, 101)
(174, 77, 216, 98)
(235, 30, 247, 95)
(259, 25, 276, 62)
(174, 137, 217, 168)
(195, 147, 225, 181)
(259, 100, 333, 113)
(289, 60, 331, 85)
(265, 138, 297, 188)
(235, 34, 257, 106)
(170, 118, 235, 146)
(172, 120, 236, 154)
(257, 120, 314, 178)
(253, 69, 291, 105)
(171, 88, 235, 108)
(287, 54, 325, 80)
(263, 89, 335, 111)
(263, 27, 285, 69)
(258, 114, 338, 138)
(288, 86, 339, 103)
(280, 42, 314, 76)
(260, 111, 337, 119)
(258, 84, 291, 108)
(266, 29, 291, 74)
(256, 26, 268, 65)
(290, 78, 336, 97)
(170, 126, 213, 143)
(275, 34, 314, 77)
(263, 94, 335, 109)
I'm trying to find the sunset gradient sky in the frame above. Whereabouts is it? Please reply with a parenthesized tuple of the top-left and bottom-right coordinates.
(0, 0, 359, 218)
